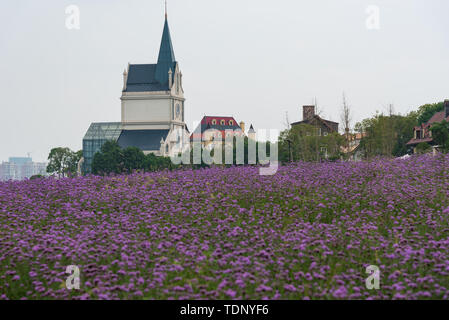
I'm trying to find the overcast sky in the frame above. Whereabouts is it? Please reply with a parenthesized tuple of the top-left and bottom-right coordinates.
(0, 0, 448, 162)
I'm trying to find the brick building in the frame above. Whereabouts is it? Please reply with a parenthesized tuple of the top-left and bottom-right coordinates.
(291, 105, 339, 135)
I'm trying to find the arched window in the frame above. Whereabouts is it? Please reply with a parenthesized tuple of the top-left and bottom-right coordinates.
(220, 120, 226, 125)
(229, 120, 234, 125)
(166, 144, 169, 153)
(211, 119, 217, 125)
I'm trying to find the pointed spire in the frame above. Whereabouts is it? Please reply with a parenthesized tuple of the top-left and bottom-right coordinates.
(155, 9, 176, 86)
(122, 68, 128, 91)
(165, 0, 168, 19)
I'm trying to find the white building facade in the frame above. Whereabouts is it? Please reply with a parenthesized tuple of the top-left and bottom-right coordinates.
(82, 13, 189, 173)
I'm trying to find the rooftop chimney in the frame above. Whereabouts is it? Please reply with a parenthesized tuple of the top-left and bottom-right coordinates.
(445, 99, 449, 119)
(303, 105, 315, 121)
(239, 121, 245, 133)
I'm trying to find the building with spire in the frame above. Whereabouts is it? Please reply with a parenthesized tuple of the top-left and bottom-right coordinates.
(82, 9, 189, 173)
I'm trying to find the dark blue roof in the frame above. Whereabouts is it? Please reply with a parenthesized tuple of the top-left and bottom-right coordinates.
(126, 64, 175, 92)
(125, 18, 177, 93)
(155, 18, 176, 85)
(117, 130, 169, 151)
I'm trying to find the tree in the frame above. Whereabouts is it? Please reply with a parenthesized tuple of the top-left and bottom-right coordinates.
(392, 112, 418, 156)
(144, 153, 174, 171)
(91, 140, 176, 175)
(431, 120, 449, 153)
(417, 102, 445, 125)
(284, 111, 291, 130)
(47, 147, 73, 178)
(92, 141, 124, 175)
(415, 142, 432, 154)
(30, 174, 44, 180)
(355, 111, 418, 158)
(278, 124, 344, 162)
(340, 93, 352, 155)
(67, 150, 83, 176)
(340, 93, 352, 134)
(123, 147, 145, 173)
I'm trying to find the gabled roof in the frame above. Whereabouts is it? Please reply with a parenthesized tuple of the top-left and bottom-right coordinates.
(117, 130, 169, 151)
(201, 116, 239, 126)
(124, 17, 177, 93)
(83, 122, 122, 141)
(426, 111, 449, 126)
(406, 137, 434, 146)
(198, 116, 241, 132)
(291, 115, 338, 132)
(190, 116, 243, 140)
(406, 110, 449, 146)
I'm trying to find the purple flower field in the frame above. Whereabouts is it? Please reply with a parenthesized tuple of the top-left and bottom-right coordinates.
(1, 154, 449, 300)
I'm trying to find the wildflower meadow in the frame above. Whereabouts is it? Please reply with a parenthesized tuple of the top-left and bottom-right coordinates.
(1, 154, 449, 300)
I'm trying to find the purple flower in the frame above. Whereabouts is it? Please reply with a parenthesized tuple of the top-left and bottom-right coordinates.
(225, 289, 236, 298)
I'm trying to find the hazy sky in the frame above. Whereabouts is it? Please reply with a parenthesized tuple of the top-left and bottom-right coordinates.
(1, 0, 448, 162)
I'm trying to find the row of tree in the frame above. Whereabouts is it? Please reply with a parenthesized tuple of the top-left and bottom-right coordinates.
(46, 99, 448, 176)
(276, 96, 449, 163)
(355, 112, 418, 157)
(355, 101, 449, 158)
(45, 137, 278, 177)
(92, 138, 277, 175)
(92, 141, 175, 175)
(278, 124, 343, 162)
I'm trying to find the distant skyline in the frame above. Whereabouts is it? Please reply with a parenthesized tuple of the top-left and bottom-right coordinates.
(1, 0, 448, 162)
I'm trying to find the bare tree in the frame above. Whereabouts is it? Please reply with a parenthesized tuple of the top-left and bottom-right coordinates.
(340, 92, 352, 151)
(388, 103, 395, 117)
(313, 97, 324, 161)
(341, 92, 352, 133)
(314, 97, 324, 117)
(284, 111, 291, 130)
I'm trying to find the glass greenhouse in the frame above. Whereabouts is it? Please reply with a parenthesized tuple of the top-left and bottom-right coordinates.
(82, 122, 122, 173)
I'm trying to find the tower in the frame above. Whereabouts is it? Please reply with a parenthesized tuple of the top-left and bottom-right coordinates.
(248, 124, 256, 141)
(121, 13, 185, 130)
(81, 4, 189, 174)
(118, 10, 188, 156)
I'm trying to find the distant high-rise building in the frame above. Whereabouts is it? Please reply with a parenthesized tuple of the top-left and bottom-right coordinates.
(0, 157, 47, 181)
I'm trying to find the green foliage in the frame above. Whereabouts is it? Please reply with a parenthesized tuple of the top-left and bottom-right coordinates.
(278, 124, 344, 162)
(30, 175, 44, 180)
(47, 147, 82, 177)
(391, 112, 419, 157)
(144, 153, 175, 171)
(417, 102, 445, 125)
(92, 141, 124, 175)
(354, 101, 449, 158)
(123, 147, 146, 173)
(355, 112, 418, 158)
(430, 120, 449, 153)
(91, 140, 175, 175)
(415, 142, 432, 154)
(181, 137, 275, 168)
